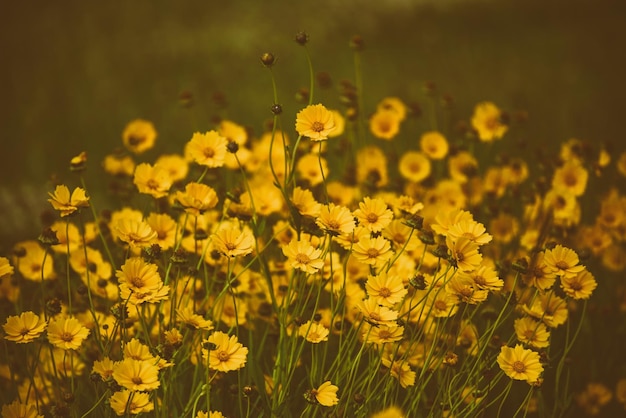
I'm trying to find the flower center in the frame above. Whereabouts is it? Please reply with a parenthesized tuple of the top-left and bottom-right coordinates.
(60, 332, 74, 342)
(378, 288, 392, 298)
(512, 361, 526, 373)
(311, 121, 325, 132)
(295, 253, 311, 265)
(132, 377, 143, 385)
(367, 248, 380, 259)
(555, 261, 569, 271)
(204, 147, 215, 158)
(217, 351, 230, 362)
(366, 213, 379, 224)
(129, 276, 145, 288)
(434, 300, 448, 311)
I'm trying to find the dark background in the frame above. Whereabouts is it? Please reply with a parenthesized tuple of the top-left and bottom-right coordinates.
(1, 0, 625, 244)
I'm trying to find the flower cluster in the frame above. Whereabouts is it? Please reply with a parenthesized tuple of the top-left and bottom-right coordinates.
(1, 36, 624, 418)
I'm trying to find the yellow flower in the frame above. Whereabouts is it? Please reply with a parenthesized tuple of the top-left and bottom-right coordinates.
(352, 235, 393, 267)
(560, 269, 597, 300)
(327, 109, 345, 138)
(295, 103, 335, 141)
(552, 160, 589, 197)
(542, 245, 585, 279)
(514, 316, 551, 348)
(291, 186, 321, 218)
(113, 358, 161, 391)
(446, 236, 483, 272)
(176, 182, 219, 216)
(357, 298, 398, 326)
(426, 288, 460, 317)
(115, 219, 157, 249)
(133, 163, 173, 198)
(356, 146, 389, 187)
(316, 203, 355, 236)
(146, 212, 177, 250)
(195, 412, 226, 418)
(212, 224, 255, 258)
(155, 153, 189, 182)
(0, 257, 14, 278)
(185, 131, 228, 168)
(446, 219, 492, 246)
(176, 307, 214, 331)
(3, 311, 47, 343)
(354, 197, 394, 233)
(370, 406, 406, 418)
(296, 153, 329, 186)
(282, 239, 325, 275)
(521, 290, 568, 328)
(617, 152, 626, 177)
(116, 257, 167, 304)
(307, 381, 339, 406)
(448, 151, 479, 184)
(1, 399, 43, 418)
(431, 209, 474, 237)
(616, 378, 626, 408)
(471, 101, 507, 142)
(47, 316, 90, 350)
(381, 356, 416, 388)
(109, 390, 154, 416)
(497, 344, 544, 384)
(376, 97, 407, 121)
(420, 131, 449, 160)
(362, 323, 404, 345)
(369, 110, 401, 140)
(13, 240, 55, 281)
(298, 321, 329, 343)
(447, 274, 488, 304)
(575, 382, 613, 416)
(122, 119, 157, 154)
(92, 357, 116, 380)
(103, 153, 135, 176)
(365, 272, 407, 307)
(203, 331, 248, 372)
(47, 184, 89, 217)
(462, 264, 503, 292)
(398, 151, 431, 183)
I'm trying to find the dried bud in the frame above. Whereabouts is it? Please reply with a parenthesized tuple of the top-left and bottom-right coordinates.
(260, 52, 276, 67)
(38, 227, 60, 247)
(349, 35, 364, 51)
(271, 104, 283, 115)
(226, 140, 239, 154)
(295, 31, 309, 45)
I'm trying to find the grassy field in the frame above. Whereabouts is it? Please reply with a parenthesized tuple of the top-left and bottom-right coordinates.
(1, 0, 625, 241)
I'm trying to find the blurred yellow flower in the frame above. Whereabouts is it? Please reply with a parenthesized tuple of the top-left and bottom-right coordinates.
(420, 131, 449, 160)
(295, 103, 335, 141)
(471, 101, 507, 142)
(122, 119, 157, 154)
(176, 182, 219, 216)
(1, 400, 43, 418)
(575, 382, 612, 416)
(13, 240, 55, 281)
(176, 307, 214, 331)
(448, 151, 478, 184)
(327, 109, 345, 138)
(398, 151, 431, 183)
(47, 316, 90, 350)
(296, 153, 328, 186)
(369, 110, 401, 141)
(291, 186, 321, 218)
(497, 344, 543, 384)
(552, 160, 588, 197)
(47, 184, 89, 217)
(370, 406, 405, 418)
(103, 153, 135, 176)
(0, 256, 14, 278)
(156, 153, 189, 182)
(3, 311, 47, 343)
(376, 97, 407, 121)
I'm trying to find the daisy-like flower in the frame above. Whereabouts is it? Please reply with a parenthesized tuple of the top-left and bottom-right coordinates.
(363, 323, 404, 345)
(377, 97, 407, 121)
(446, 236, 483, 272)
(103, 153, 135, 176)
(514, 317, 551, 348)
(295, 104, 335, 141)
(122, 119, 157, 154)
(427, 288, 460, 317)
(305, 381, 339, 406)
(47, 316, 90, 350)
(195, 412, 227, 418)
(398, 151, 431, 183)
(212, 224, 255, 258)
(369, 110, 401, 140)
(298, 321, 329, 343)
(112, 358, 160, 391)
(523, 253, 556, 290)
(176, 182, 219, 216)
(92, 357, 116, 381)
(123, 338, 157, 362)
(327, 109, 345, 138)
(560, 269, 597, 300)
(109, 390, 154, 416)
(133, 163, 173, 198)
(471, 101, 507, 142)
(446, 219, 492, 246)
(3, 311, 47, 343)
(381, 356, 416, 388)
(0, 256, 15, 278)
(116, 257, 163, 295)
(383, 220, 420, 252)
(146, 212, 177, 250)
(155, 153, 189, 182)
(365, 272, 407, 307)
(552, 160, 589, 197)
(48, 184, 89, 217)
(542, 245, 585, 279)
(448, 151, 479, 184)
(176, 307, 214, 331)
(497, 344, 544, 384)
(355, 146, 389, 187)
(203, 331, 248, 372)
(316, 203, 355, 236)
(420, 131, 449, 160)
(431, 209, 474, 237)
(115, 219, 157, 249)
(462, 264, 503, 292)
(14, 240, 56, 281)
(185, 131, 228, 168)
(1, 399, 43, 418)
(357, 297, 398, 325)
(352, 235, 393, 267)
(291, 186, 321, 218)
(334, 225, 369, 251)
(521, 291, 568, 328)
(446, 275, 488, 305)
(282, 239, 325, 275)
(354, 197, 394, 233)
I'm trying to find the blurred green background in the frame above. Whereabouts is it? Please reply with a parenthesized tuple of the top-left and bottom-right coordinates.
(1, 0, 625, 245)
